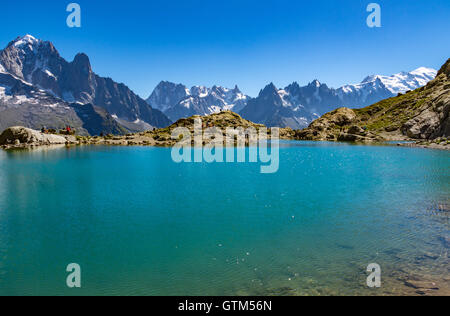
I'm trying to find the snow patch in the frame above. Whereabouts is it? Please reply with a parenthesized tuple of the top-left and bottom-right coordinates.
(339, 67, 437, 97)
(13, 35, 40, 48)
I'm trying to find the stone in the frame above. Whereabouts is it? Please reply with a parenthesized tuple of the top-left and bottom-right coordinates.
(404, 280, 439, 290)
(348, 125, 366, 135)
(0, 126, 68, 147)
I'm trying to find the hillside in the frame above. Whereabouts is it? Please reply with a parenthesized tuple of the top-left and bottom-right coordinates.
(296, 59, 450, 143)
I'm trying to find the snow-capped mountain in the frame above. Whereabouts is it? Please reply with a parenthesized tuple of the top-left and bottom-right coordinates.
(240, 82, 323, 129)
(0, 68, 126, 135)
(336, 67, 437, 107)
(147, 81, 249, 122)
(0, 35, 438, 132)
(0, 35, 171, 133)
(239, 67, 437, 129)
(335, 77, 394, 109)
(358, 67, 437, 94)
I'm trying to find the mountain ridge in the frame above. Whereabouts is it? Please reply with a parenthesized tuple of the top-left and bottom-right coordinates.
(0, 35, 171, 134)
(0, 34, 442, 135)
(296, 59, 450, 142)
(239, 67, 437, 129)
(144, 67, 437, 129)
(147, 81, 249, 122)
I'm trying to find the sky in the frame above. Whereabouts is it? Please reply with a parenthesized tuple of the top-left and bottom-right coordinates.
(0, 0, 449, 98)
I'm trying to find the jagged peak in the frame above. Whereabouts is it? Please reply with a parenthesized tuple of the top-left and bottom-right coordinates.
(308, 79, 321, 88)
(72, 53, 92, 71)
(156, 80, 186, 89)
(260, 82, 278, 95)
(285, 81, 300, 90)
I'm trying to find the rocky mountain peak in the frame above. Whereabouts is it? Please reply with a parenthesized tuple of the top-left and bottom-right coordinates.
(260, 82, 278, 95)
(9, 34, 41, 49)
(147, 82, 250, 122)
(0, 35, 172, 132)
(310, 79, 321, 88)
(373, 77, 386, 87)
(72, 53, 92, 74)
(285, 82, 301, 94)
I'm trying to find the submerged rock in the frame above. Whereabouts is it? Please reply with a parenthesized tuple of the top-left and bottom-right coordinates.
(438, 236, 450, 249)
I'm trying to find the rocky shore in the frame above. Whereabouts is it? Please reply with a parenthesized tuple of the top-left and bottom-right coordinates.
(0, 126, 77, 149)
(398, 138, 450, 150)
(1, 112, 295, 149)
(1, 107, 449, 150)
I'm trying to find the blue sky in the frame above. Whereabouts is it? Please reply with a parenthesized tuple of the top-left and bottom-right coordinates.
(1, 0, 449, 97)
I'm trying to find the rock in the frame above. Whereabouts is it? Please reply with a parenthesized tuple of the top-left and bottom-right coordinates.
(404, 280, 439, 290)
(330, 108, 358, 126)
(0, 126, 68, 147)
(385, 125, 398, 132)
(423, 252, 439, 260)
(348, 125, 366, 135)
(415, 290, 427, 295)
(296, 107, 357, 140)
(337, 133, 359, 142)
(403, 107, 445, 139)
(64, 135, 78, 144)
(438, 236, 450, 249)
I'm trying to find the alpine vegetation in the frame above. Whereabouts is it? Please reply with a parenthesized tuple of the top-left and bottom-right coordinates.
(171, 117, 280, 174)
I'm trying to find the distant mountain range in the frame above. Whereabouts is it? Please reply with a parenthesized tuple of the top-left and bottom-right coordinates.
(147, 68, 436, 129)
(0, 35, 170, 135)
(147, 82, 249, 122)
(0, 35, 439, 134)
(297, 59, 450, 142)
(239, 67, 437, 129)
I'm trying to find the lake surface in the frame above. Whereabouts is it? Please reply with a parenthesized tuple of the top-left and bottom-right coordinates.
(0, 142, 449, 296)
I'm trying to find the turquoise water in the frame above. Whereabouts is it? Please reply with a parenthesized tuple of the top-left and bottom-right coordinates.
(0, 142, 448, 296)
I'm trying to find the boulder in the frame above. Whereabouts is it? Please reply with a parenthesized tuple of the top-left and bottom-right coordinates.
(0, 126, 68, 146)
(347, 125, 366, 135)
(327, 108, 357, 126)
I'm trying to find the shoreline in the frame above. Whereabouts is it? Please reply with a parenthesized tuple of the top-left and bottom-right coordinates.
(398, 141, 450, 151)
(1, 122, 448, 151)
(2, 138, 449, 151)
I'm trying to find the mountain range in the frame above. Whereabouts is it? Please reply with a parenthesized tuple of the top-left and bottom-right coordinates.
(0, 35, 171, 135)
(146, 68, 436, 129)
(0, 35, 439, 134)
(240, 68, 437, 129)
(296, 58, 450, 142)
(147, 82, 249, 122)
